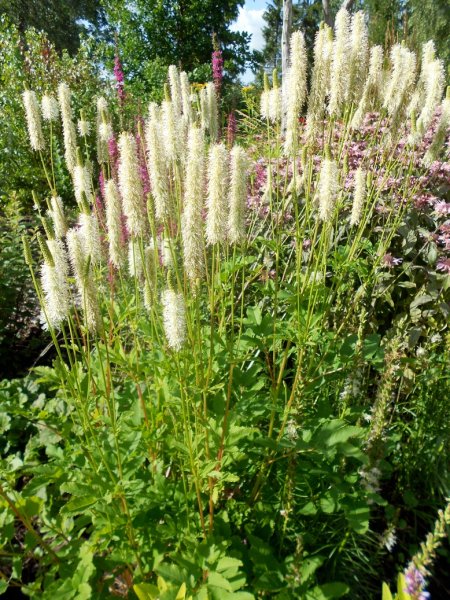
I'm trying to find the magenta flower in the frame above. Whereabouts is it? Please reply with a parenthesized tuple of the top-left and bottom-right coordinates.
(108, 135, 119, 177)
(227, 111, 236, 147)
(383, 253, 403, 267)
(212, 49, 224, 94)
(404, 566, 430, 600)
(135, 132, 151, 196)
(436, 258, 450, 273)
(114, 52, 126, 107)
(98, 170, 106, 200)
(434, 201, 450, 216)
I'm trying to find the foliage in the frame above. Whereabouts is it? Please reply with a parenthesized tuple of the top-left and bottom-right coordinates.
(0, 0, 105, 55)
(0, 197, 43, 378)
(255, 0, 323, 74)
(100, 0, 253, 97)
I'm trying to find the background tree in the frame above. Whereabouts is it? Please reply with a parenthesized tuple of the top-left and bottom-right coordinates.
(0, 0, 105, 54)
(406, 0, 449, 70)
(256, 1, 324, 74)
(100, 0, 253, 97)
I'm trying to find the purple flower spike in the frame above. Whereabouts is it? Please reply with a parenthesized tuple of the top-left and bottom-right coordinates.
(227, 111, 236, 146)
(212, 49, 224, 94)
(114, 52, 126, 107)
(404, 565, 430, 600)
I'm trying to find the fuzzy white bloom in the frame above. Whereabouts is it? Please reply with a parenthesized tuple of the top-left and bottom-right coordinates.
(351, 45, 384, 129)
(97, 96, 108, 114)
(422, 40, 436, 67)
(350, 168, 366, 226)
(268, 88, 282, 123)
(284, 30, 308, 153)
(73, 164, 93, 205)
(168, 65, 183, 116)
(58, 83, 77, 172)
(58, 82, 73, 121)
(40, 239, 70, 328)
(207, 82, 218, 141)
(162, 238, 174, 268)
(118, 132, 146, 236)
(383, 45, 417, 117)
(199, 86, 209, 130)
(408, 40, 438, 118)
(23, 90, 45, 151)
(206, 143, 229, 245)
(182, 126, 205, 283)
(146, 106, 170, 220)
(96, 96, 109, 164)
(180, 71, 194, 124)
(99, 121, 113, 142)
(367, 45, 385, 99)
(104, 179, 124, 268)
(49, 195, 67, 239)
(328, 8, 351, 116)
(144, 242, 157, 285)
(228, 145, 248, 243)
(78, 212, 102, 265)
(416, 59, 445, 135)
(260, 90, 270, 120)
(318, 158, 339, 222)
(162, 100, 180, 163)
(162, 289, 186, 351)
(306, 25, 333, 139)
(128, 239, 144, 279)
(41, 94, 59, 121)
(77, 119, 90, 137)
(423, 96, 450, 166)
(66, 227, 101, 333)
(348, 11, 369, 104)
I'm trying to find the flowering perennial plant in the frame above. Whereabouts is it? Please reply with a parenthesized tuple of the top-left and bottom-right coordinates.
(15, 10, 450, 599)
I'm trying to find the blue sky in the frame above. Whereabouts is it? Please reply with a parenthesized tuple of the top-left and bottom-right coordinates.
(230, 0, 269, 81)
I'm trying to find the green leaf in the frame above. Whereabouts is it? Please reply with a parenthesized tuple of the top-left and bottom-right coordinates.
(216, 557, 243, 572)
(346, 503, 370, 534)
(299, 502, 317, 516)
(299, 556, 324, 583)
(207, 571, 233, 591)
(382, 582, 393, 600)
(306, 582, 349, 599)
(134, 583, 160, 600)
(320, 494, 338, 514)
(61, 496, 97, 515)
(155, 564, 186, 586)
(397, 573, 411, 600)
(0, 581, 8, 595)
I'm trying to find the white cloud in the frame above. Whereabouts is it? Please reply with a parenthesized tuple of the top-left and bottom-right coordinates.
(230, 7, 265, 52)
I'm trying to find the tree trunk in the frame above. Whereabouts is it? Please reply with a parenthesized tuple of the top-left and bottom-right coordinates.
(322, 0, 333, 28)
(322, 0, 356, 29)
(281, 0, 292, 81)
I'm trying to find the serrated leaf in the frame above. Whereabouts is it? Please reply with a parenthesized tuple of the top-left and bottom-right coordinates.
(61, 496, 97, 515)
(207, 571, 233, 591)
(216, 557, 243, 572)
